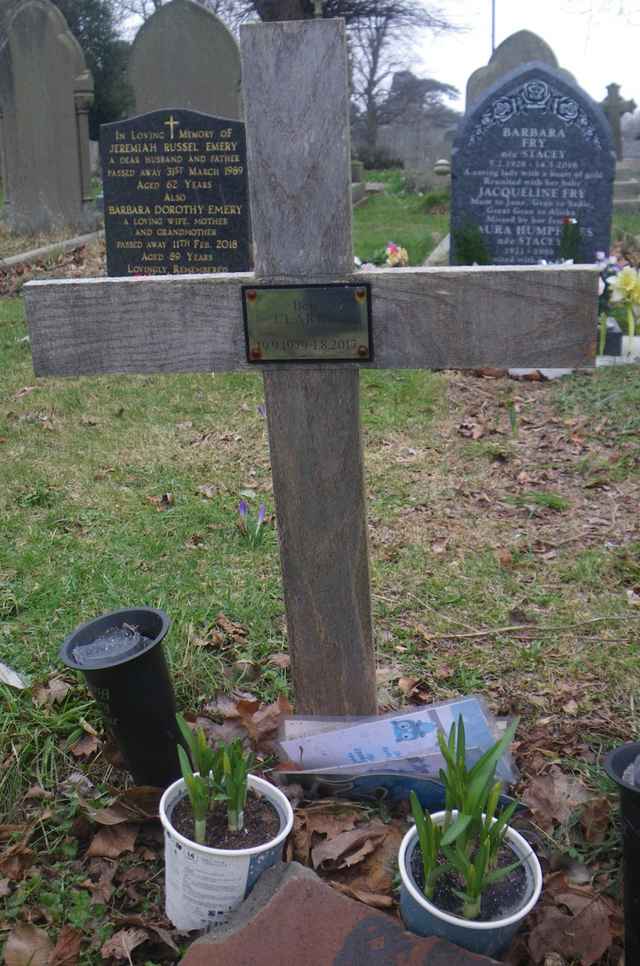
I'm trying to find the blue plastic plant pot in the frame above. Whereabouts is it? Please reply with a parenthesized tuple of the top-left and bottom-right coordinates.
(398, 812, 542, 959)
(604, 742, 640, 966)
(60, 607, 180, 788)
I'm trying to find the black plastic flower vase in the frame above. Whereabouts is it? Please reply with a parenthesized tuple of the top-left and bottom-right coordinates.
(60, 607, 180, 788)
(604, 742, 640, 965)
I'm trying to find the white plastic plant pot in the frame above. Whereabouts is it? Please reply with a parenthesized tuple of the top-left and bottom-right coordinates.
(399, 810, 542, 959)
(159, 774, 294, 932)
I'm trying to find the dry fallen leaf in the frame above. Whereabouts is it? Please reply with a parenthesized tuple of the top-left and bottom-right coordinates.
(147, 493, 174, 511)
(580, 797, 611, 846)
(528, 894, 613, 965)
(330, 882, 394, 909)
(0, 877, 11, 896)
(100, 928, 148, 961)
(197, 483, 217, 499)
(398, 676, 418, 696)
(4, 924, 53, 966)
(268, 653, 291, 670)
(458, 418, 485, 440)
(215, 612, 248, 642)
(311, 823, 387, 871)
(293, 805, 364, 864)
(87, 803, 133, 827)
(117, 786, 162, 820)
(497, 548, 514, 569)
(237, 694, 293, 747)
(87, 823, 139, 859)
(32, 676, 71, 707)
(0, 842, 35, 881)
(50, 925, 83, 966)
(522, 766, 593, 831)
(25, 785, 53, 801)
(70, 734, 100, 758)
(84, 860, 117, 905)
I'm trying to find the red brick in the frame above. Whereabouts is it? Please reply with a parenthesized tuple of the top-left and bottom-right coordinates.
(180, 862, 498, 965)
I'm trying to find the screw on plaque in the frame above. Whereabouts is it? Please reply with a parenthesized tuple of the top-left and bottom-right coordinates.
(250, 346, 262, 360)
(355, 288, 367, 303)
(357, 345, 368, 358)
(246, 289, 258, 303)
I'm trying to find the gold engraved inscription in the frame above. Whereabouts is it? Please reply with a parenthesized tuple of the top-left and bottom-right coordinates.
(104, 114, 248, 276)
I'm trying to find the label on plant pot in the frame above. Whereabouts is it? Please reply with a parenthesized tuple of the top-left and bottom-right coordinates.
(161, 780, 288, 933)
(164, 823, 251, 931)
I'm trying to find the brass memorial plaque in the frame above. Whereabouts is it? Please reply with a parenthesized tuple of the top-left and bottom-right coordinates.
(243, 283, 372, 363)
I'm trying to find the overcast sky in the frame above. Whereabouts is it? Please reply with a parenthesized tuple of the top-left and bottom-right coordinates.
(418, 0, 640, 110)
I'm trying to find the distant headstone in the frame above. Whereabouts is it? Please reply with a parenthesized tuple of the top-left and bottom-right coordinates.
(128, 0, 242, 120)
(0, 0, 95, 234)
(601, 83, 636, 160)
(451, 64, 615, 265)
(466, 30, 574, 111)
(101, 108, 250, 277)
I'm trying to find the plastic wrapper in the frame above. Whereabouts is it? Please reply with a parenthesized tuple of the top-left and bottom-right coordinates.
(278, 694, 518, 785)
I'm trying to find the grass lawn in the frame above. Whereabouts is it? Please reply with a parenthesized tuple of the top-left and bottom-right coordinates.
(1, 184, 638, 963)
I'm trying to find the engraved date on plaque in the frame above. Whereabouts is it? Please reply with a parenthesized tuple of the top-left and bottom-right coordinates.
(243, 283, 372, 363)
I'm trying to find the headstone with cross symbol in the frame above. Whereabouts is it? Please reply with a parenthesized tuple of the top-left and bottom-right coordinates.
(601, 83, 637, 161)
(24, 19, 597, 717)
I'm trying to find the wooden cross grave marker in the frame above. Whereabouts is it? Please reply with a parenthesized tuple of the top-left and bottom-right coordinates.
(24, 18, 597, 718)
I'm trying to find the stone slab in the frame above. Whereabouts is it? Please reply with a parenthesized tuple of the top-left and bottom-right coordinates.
(617, 159, 640, 175)
(612, 180, 640, 199)
(180, 862, 499, 966)
(0, 230, 104, 270)
(613, 198, 640, 211)
(424, 233, 450, 267)
(351, 182, 366, 206)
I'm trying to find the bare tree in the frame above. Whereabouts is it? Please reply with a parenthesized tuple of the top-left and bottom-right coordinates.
(348, 2, 456, 157)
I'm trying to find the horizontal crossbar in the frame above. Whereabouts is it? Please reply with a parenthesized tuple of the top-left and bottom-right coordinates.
(25, 264, 598, 376)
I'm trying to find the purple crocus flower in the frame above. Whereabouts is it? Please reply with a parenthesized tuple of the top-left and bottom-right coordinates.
(238, 500, 249, 524)
(257, 504, 266, 526)
(257, 404, 267, 418)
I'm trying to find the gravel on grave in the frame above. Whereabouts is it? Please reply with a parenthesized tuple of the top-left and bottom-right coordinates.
(410, 843, 528, 923)
(171, 790, 280, 849)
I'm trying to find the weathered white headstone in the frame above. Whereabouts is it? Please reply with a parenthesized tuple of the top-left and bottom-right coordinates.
(0, 0, 96, 234)
(466, 30, 574, 111)
(128, 0, 242, 120)
(24, 19, 598, 716)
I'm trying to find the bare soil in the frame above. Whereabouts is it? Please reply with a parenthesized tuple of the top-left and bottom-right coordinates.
(171, 790, 280, 850)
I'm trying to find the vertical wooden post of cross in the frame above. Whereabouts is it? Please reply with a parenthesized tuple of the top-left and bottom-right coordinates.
(240, 20, 377, 716)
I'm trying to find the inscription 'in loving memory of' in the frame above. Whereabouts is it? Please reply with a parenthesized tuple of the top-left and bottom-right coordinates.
(452, 71, 615, 264)
(100, 108, 251, 277)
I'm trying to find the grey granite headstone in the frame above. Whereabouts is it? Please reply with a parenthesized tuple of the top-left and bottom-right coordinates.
(0, 0, 96, 234)
(128, 0, 242, 120)
(451, 64, 615, 265)
(466, 30, 575, 111)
